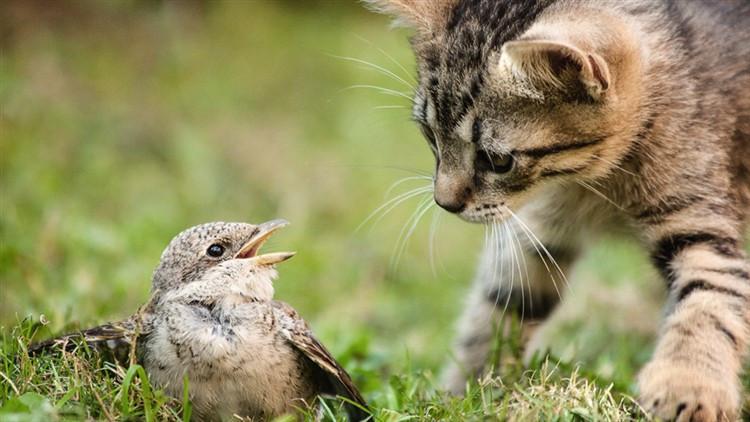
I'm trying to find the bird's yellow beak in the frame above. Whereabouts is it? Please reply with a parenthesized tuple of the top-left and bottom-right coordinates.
(235, 219, 296, 266)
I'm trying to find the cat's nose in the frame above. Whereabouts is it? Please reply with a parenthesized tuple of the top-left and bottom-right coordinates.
(436, 196, 466, 213)
(434, 174, 471, 213)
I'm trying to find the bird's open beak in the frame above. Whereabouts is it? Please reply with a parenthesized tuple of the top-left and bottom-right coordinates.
(234, 219, 296, 266)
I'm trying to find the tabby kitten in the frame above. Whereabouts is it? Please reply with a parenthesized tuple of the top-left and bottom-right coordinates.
(367, 0, 750, 420)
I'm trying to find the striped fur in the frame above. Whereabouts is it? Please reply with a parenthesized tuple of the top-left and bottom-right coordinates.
(368, 0, 750, 420)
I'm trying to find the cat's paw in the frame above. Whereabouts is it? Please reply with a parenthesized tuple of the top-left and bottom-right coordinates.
(441, 364, 470, 396)
(637, 360, 740, 422)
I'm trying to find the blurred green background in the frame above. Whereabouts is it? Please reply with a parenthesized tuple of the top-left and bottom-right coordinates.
(1, 0, 688, 400)
(0, 0, 484, 371)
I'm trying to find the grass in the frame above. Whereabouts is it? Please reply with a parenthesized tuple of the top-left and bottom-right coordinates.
(1, 316, 648, 421)
(0, 1, 747, 420)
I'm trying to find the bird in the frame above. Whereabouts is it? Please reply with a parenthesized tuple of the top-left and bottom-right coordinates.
(30, 220, 369, 421)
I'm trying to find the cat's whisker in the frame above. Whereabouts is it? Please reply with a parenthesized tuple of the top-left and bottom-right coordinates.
(482, 148, 496, 172)
(519, 225, 563, 302)
(384, 175, 433, 198)
(330, 54, 415, 90)
(485, 220, 504, 321)
(372, 105, 409, 110)
(356, 185, 433, 233)
(391, 196, 429, 267)
(495, 223, 508, 321)
(505, 208, 571, 293)
(507, 212, 563, 302)
(487, 219, 492, 248)
(496, 221, 516, 316)
(428, 207, 443, 278)
(576, 180, 625, 211)
(318, 163, 431, 177)
(392, 167, 431, 177)
(340, 84, 414, 102)
(591, 154, 638, 177)
(352, 34, 418, 86)
(511, 222, 524, 324)
(390, 195, 434, 270)
(507, 219, 530, 323)
(488, 221, 500, 311)
(499, 222, 514, 319)
(482, 222, 492, 308)
(485, 134, 518, 160)
(364, 165, 431, 177)
(585, 176, 609, 190)
(497, 221, 513, 320)
(489, 221, 501, 311)
(369, 186, 433, 232)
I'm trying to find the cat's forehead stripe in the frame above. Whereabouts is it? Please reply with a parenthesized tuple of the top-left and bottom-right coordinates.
(423, 0, 556, 131)
(455, 114, 474, 143)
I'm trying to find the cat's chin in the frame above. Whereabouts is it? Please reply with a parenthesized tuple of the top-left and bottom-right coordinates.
(456, 211, 507, 225)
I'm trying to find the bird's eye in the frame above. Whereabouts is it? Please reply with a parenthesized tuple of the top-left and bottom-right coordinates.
(206, 244, 225, 257)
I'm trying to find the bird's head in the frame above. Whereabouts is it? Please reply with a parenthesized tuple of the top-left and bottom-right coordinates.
(151, 220, 295, 301)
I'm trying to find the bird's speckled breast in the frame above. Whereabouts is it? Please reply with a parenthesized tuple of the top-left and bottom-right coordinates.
(141, 299, 317, 420)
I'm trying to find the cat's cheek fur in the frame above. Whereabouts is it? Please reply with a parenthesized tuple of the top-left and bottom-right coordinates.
(452, 181, 540, 224)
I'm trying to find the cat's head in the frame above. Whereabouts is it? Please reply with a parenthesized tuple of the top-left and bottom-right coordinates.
(367, 0, 641, 223)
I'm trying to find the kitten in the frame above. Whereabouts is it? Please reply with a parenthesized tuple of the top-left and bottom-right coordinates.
(367, 1, 750, 420)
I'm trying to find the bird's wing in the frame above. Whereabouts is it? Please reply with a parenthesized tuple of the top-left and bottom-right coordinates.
(29, 293, 159, 362)
(272, 301, 369, 420)
(28, 318, 140, 364)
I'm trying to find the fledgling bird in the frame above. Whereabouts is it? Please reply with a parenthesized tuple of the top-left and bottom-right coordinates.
(30, 220, 369, 421)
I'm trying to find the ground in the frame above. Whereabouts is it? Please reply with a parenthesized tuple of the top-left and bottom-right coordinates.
(0, 2, 747, 421)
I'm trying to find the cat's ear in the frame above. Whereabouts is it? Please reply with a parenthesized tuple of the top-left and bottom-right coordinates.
(500, 40, 611, 100)
(364, 0, 456, 32)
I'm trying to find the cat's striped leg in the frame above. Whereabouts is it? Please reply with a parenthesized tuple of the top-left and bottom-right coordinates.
(639, 225, 750, 422)
(442, 217, 577, 395)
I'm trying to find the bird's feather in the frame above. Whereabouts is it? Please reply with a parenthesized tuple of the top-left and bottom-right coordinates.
(28, 318, 140, 364)
(272, 301, 370, 420)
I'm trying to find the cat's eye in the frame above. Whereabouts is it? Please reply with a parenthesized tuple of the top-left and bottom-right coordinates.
(476, 150, 515, 174)
(492, 154, 514, 173)
(206, 244, 225, 258)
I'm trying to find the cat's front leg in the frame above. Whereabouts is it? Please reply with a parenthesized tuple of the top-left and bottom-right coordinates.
(442, 212, 578, 395)
(639, 225, 750, 421)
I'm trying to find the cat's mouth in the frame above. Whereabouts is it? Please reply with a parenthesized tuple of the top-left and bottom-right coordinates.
(457, 203, 508, 224)
(461, 214, 505, 224)
(235, 219, 295, 266)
